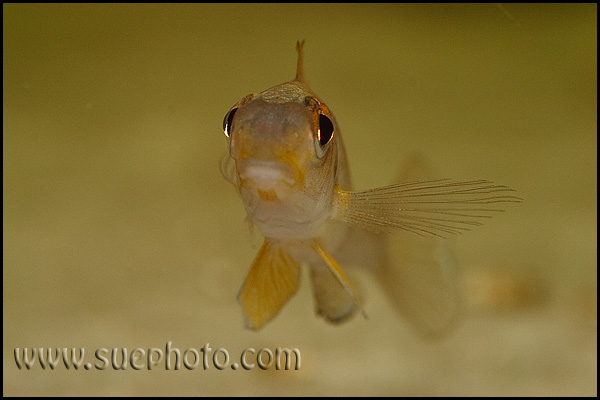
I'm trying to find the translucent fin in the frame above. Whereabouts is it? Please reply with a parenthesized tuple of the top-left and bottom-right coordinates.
(237, 240, 301, 330)
(378, 231, 460, 338)
(309, 263, 358, 323)
(372, 155, 462, 337)
(312, 242, 368, 321)
(335, 178, 522, 238)
(219, 153, 237, 186)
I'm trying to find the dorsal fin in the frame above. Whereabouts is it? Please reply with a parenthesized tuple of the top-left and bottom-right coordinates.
(295, 40, 306, 82)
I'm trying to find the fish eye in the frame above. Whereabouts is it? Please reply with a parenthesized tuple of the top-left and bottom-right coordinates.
(223, 107, 238, 138)
(317, 113, 334, 147)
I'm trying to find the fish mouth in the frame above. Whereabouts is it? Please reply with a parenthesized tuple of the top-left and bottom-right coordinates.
(235, 159, 330, 240)
(237, 160, 296, 202)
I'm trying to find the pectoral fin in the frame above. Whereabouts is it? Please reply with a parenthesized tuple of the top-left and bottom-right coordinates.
(237, 240, 300, 330)
(334, 179, 522, 238)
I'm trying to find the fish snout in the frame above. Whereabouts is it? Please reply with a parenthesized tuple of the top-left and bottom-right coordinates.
(237, 160, 296, 202)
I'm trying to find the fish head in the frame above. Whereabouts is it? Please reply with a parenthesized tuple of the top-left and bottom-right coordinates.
(222, 82, 339, 240)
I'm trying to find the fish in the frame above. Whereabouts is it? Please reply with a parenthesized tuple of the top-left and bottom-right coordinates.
(220, 40, 521, 333)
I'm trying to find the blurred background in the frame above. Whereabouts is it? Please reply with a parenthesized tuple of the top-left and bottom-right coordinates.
(3, 3, 596, 396)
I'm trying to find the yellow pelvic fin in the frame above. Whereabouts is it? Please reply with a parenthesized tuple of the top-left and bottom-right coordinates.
(312, 241, 368, 319)
(310, 262, 359, 324)
(237, 240, 301, 330)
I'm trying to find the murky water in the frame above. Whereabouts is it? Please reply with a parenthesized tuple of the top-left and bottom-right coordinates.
(4, 4, 596, 396)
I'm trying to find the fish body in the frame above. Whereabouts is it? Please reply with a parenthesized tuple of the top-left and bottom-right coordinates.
(221, 41, 520, 331)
